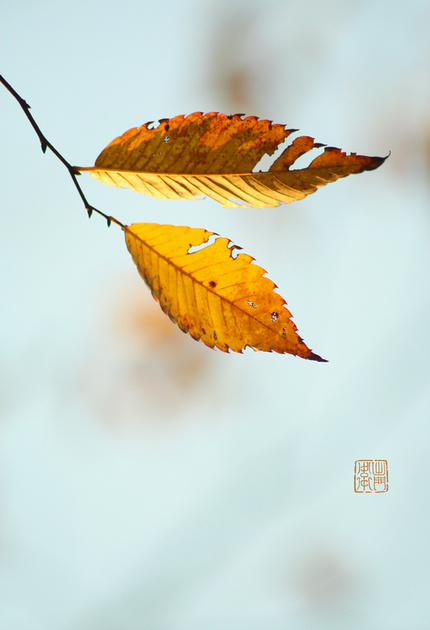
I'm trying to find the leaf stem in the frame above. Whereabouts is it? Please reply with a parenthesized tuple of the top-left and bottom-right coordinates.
(0, 74, 123, 229)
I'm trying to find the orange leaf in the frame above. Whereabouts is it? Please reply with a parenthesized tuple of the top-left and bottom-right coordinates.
(79, 112, 387, 208)
(123, 222, 326, 360)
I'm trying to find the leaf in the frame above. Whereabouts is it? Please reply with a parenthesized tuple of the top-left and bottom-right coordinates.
(123, 222, 327, 361)
(79, 112, 387, 208)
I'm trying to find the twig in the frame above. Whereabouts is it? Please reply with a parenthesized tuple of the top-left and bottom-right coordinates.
(0, 74, 123, 229)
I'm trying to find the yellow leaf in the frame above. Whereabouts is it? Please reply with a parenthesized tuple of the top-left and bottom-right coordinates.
(123, 222, 326, 361)
(79, 112, 387, 208)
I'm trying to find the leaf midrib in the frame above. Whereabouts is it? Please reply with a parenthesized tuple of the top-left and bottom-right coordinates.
(124, 225, 290, 342)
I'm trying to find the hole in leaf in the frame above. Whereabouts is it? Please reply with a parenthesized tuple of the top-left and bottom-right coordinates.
(252, 130, 298, 172)
(251, 132, 326, 172)
(229, 243, 242, 259)
(187, 233, 217, 254)
(247, 300, 257, 308)
(271, 312, 278, 322)
(289, 146, 325, 170)
(253, 138, 292, 172)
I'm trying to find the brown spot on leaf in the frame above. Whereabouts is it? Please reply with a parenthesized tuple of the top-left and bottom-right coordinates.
(209, 280, 217, 288)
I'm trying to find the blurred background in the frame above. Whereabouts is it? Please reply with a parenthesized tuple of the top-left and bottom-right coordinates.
(1, 0, 429, 628)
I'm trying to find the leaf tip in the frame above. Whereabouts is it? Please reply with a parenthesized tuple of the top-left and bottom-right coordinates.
(307, 351, 328, 363)
(363, 151, 390, 172)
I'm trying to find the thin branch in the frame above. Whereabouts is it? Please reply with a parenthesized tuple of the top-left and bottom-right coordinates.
(0, 74, 123, 229)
